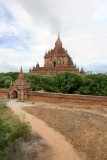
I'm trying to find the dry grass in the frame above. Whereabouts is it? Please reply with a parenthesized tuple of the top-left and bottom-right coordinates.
(24, 106, 107, 160)
(8, 132, 52, 160)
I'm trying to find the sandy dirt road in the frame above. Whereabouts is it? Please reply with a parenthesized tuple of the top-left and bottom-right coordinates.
(7, 100, 81, 160)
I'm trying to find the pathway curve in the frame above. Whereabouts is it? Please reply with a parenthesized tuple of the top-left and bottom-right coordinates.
(7, 100, 82, 160)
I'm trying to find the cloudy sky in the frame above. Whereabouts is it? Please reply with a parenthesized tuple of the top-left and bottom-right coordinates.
(0, 0, 107, 73)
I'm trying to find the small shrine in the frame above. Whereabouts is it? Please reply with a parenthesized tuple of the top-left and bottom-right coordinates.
(10, 67, 31, 101)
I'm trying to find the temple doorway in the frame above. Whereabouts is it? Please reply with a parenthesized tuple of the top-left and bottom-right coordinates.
(11, 90, 18, 99)
(54, 61, 56, 67)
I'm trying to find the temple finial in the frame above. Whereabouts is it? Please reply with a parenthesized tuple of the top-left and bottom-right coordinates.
(20, 66, 23, 73)
(58, 32, 60, 39)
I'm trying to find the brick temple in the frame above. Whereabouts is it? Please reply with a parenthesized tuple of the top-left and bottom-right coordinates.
(10, 67, 31, 101)
(30, 34, 85, 75)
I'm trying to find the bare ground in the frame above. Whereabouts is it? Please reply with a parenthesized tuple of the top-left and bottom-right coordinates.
(23, 101, 107, 160)
(7, 100, 81, 160)
(8, 132, 52, 160)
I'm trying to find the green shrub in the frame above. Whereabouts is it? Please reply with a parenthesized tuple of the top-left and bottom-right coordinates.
(9, 122, 31, 142)
(0, 101, 31, 159)
(0, 101, 7, 109)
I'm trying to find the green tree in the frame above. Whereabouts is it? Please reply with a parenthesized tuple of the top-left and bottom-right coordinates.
(25, 74, 42, 91)
(42, 75, 58, 92)
(41, 72, 83, 93)
(78, 74, 107, 96)
(0, 72, 18, 89)
(5, 72, 19, 81)
(55, 72, 83, 93)
(4, 79, 11, 88)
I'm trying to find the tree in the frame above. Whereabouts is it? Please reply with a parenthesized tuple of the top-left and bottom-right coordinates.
(41, 72, 83, 93)
(4, 79, 11, 88)
(25, 74, 42, 91)
(0, 72, 18, 89)
(55, 72, 83, 93)
(78, 74, 107, 96)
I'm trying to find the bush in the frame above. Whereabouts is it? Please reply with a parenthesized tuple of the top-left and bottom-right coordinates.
(1, 71, 107, 96)
(0, 101, 7, 109)
(9, 122, 31, 142)
(41, 72, 83, 93)
(25, 74, 42, 91)
(4, 79, 11, 88)
(0, 101, 31, 159)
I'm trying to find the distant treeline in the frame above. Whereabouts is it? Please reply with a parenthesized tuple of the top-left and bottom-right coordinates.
(0, 71, 107, 96)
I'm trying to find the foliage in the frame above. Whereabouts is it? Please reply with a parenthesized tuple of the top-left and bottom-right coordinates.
(25, 73, 42, 91)
(1, 71, 107, 96)
(5, 72, 19, 81)
(9, 121, 31, 142)
(41, 72, 107, 95)
(41, 72, 83, 93)
(4, 79, 12, 88)
(54, 72, 83, 93)
(0, 72, 18, 89)
(0, 101, 31, 159)
(77, 74, 107, 96)
(41, 75, 57, 92)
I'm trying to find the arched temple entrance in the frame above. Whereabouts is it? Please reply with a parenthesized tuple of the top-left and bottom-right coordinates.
(9, 67, 31, 101)
(10, 90, 19, 99)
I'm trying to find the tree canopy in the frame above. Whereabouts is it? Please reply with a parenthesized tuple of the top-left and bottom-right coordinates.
(0, 71, 107, 96)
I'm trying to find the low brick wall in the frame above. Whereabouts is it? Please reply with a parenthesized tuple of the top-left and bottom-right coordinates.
(0, 89, 9, 98)
(28, 91, 107, 105)
(1, 89, 107, 106)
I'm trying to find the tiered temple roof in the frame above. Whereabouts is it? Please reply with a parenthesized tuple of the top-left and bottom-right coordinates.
(12, 67, 31, 89)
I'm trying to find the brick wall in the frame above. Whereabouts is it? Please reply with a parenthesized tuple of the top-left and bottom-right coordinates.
(28, 91, 107, 105)
(0, 89, 9, 97)
(1, 89, 107, 106)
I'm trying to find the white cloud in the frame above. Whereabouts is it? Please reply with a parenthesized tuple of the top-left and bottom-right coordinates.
(0, 0, 107, 73)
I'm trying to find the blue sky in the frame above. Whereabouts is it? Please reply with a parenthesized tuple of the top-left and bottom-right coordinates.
(0, 0, 107, 73)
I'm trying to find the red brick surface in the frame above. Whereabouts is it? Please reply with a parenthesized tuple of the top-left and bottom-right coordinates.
(1, 89, 107, 106)
(0, 89, 9, 97)
(28, 91, 107, 106)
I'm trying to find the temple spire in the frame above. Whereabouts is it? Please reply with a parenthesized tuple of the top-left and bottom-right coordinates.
(20, 66, 23, 73)
(55, 32, 62, 49)
(19, 66, 24, 79)
(58, 32, 60, 40)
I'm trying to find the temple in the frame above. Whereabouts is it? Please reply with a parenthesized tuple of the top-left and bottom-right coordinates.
(30, 33, 85, 75)
(10, 67, 31, 101)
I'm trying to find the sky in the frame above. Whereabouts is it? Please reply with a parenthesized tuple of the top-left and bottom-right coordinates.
(0, 0, 107, 73)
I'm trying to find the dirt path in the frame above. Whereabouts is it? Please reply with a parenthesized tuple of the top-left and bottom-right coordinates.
(7, 100, 81, 160)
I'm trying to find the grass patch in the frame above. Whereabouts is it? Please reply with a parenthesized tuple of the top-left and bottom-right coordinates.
(0, 101, 31, 160)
